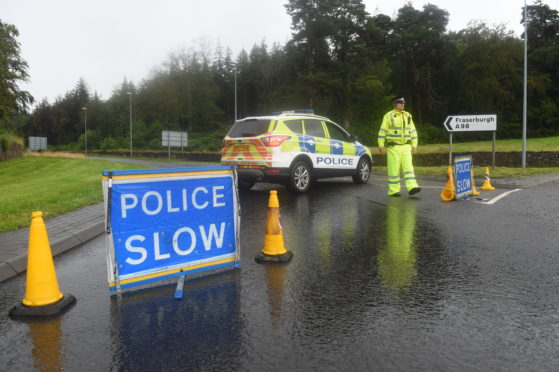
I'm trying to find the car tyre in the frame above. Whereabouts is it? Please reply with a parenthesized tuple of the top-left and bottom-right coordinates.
(238, 177, 256, 191)
(286, 160, 312, 193)
(352, 157, 371, 184)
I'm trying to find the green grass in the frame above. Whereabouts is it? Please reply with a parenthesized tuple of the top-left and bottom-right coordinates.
(415, 136, 559, 154)
(374, 166, 559, 179)
(0, 156, 147, 232)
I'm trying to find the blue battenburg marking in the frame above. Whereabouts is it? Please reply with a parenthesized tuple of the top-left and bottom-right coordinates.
(330, 140, 344, 155)
(355, 144, 366, 156)
(298, 134, 316, 153)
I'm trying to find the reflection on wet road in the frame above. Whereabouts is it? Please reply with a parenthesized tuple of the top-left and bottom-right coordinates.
(2, 179, 559, 371)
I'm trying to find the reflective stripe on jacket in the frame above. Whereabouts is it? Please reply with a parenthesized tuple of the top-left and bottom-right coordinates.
(377, 110, 418, 147)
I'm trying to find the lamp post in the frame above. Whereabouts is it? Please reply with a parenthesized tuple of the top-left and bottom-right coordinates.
(234, 68, 237, 121)
(82, 107, 87, 156)
(522, 0, 528, 168)
(127, 92, 133, 157)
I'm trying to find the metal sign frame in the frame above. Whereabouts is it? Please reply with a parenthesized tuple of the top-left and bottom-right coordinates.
(102, 166, 240, 294)
(454, 156, 473, 199)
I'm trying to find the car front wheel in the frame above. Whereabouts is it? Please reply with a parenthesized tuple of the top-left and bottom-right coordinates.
(352, 157, 371, 184)
(286, 160, 312, 193)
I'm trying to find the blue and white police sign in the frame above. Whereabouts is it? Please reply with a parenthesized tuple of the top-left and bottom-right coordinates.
(454, 156, 473, 199)
(102, 166, 240, 293)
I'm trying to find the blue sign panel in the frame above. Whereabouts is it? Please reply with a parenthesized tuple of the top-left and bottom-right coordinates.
(454, 156, 473, 199)
(102, 166, 240, 293)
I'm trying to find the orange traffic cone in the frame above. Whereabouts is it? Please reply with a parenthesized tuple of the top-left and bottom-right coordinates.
(471, 173, 480, 196)
(440, 166, 455, 202)
(255, 191, 293, 263)
(9, 211, 76, 319)
(480, 167, 496, 191)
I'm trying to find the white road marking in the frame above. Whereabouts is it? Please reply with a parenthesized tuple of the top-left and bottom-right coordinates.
(475, 189, 522, 205)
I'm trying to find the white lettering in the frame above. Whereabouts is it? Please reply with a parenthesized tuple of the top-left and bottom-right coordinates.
(125, 235, 147, 265)
(213, 186, 225, 207)
(121, 194, 138, 218)
(142, 191, 163, 215)
(192, 187, 209, 209)
(173, 227, 196, 255)
(199, 222, 226, 251)
(153, 232, 170, 260)
(166, 190, 179, 213)
(182, 189, 188, 211)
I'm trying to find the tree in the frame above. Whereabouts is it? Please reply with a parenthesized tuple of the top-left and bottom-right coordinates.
(523, 0, 559, 135)
(388, 4, 451, 124)
(0, 20, 34, 122)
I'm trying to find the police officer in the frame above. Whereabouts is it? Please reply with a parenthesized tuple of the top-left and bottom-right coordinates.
(378, 96, 421, 197)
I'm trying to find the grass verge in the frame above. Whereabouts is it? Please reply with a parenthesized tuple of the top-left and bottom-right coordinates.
(415, 136, 559, 153)
(373, 166, 559, 178)
(0, 154, 147, 232)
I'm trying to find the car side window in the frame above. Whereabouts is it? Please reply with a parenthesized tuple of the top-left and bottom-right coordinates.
(325, 121, 350, 142)
(304, 119, 326, 138)
(284, 119, 303, 134)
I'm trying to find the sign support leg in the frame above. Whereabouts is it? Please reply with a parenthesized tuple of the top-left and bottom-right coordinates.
(449, 133, 453, 166)
(492, 132, 496, 168)
(174, 273, 186, 300)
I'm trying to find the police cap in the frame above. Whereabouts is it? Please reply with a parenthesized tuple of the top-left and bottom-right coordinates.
(391, 96, 405, 104)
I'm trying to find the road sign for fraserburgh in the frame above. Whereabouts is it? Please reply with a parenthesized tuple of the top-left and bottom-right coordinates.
(444, 115, 497, 132)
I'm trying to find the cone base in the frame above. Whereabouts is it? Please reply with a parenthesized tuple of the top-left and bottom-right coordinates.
(255, 251, 293, 264)
(9, 294, 76, 320)
(480, 186, 495, 191)
(440, 189, 455, 202)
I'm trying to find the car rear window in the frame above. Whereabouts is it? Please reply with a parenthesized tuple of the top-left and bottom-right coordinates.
(284, 119, 303, 134)
(304, 119, 326, 138)
(227, 119, 272, 138)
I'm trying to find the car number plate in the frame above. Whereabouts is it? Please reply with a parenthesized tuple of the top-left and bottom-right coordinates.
(232, 145, 250, 151)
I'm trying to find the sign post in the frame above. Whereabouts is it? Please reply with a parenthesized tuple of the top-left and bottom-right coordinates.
(102, 166, 240, 294)
(162, 131, 188, 160)
(443, 115, 497, 167)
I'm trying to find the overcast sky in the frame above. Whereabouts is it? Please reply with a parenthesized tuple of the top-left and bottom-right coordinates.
(2, 0, 540, 106)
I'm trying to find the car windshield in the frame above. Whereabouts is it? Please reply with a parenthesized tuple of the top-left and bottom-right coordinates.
(227, 119, 271, 138)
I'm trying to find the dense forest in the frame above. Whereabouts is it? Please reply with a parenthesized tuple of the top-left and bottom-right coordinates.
(1, 0, 558, 152)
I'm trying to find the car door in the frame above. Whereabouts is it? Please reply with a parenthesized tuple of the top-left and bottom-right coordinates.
(302, 119, 330, 170)
(323, 121, 358, 171)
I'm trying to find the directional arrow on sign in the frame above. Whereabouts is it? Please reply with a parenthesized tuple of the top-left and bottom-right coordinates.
(443, 115, 497, 132)
(444, 116, 454, 131)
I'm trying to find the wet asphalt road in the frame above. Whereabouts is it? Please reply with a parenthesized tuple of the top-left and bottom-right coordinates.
(1, 175, 559, 371)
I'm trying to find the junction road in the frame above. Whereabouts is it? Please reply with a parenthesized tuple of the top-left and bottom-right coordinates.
(1, 173, 559, 371)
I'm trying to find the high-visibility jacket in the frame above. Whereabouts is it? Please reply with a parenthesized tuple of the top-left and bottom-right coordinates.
(378, 109, 418, 148)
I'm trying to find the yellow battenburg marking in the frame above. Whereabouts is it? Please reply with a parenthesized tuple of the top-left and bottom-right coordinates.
(102, 170, 231, 181)
(109, 257, 236, 287)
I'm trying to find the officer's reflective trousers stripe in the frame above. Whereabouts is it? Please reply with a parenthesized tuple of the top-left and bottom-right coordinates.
(386, 144, 419, 195)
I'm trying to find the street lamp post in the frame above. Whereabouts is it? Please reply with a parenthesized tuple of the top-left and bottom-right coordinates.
(522, 0, 528, 168)
(234, 68, 237, 121)
(127, 92, 133, 157)
(82, 107, 87, 156)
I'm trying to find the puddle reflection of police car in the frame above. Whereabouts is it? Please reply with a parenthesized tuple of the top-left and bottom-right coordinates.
(221, 110, 372, 193)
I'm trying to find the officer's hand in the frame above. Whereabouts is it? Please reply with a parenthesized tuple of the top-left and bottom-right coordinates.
(412, 147, 417, 154)
(379, 146, 385, 154)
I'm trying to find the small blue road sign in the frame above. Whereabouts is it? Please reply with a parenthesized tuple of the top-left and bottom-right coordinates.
(454, 156, 473, 199)
(102, 166, 240, 293)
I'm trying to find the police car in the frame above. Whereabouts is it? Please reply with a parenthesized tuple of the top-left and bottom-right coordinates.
(221, 110, 372, 193)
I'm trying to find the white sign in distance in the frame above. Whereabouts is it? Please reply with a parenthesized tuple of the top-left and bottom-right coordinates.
(443, 115, 497, 132)
(162, 131, 188, 147)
